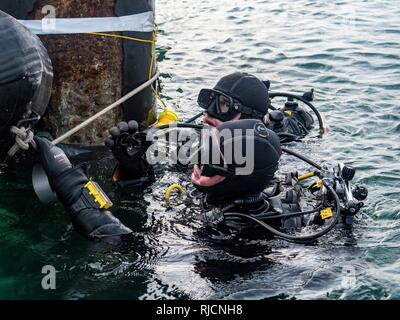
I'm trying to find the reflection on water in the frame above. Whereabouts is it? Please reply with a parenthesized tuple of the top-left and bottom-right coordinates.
(1, 0, 400, 299)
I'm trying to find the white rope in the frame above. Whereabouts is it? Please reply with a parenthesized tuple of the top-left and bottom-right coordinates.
(5, 71, 160, 158)
(7, 126, 37, 158)
(52, 71, 160, 145)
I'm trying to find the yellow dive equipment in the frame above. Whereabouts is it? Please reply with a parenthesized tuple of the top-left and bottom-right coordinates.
(320, 207, 333, 220)
(83, 181, 113, 210)
(154, 108, 180, 127)
(298, 171, 316, 181)
(165, 183, 185, 205)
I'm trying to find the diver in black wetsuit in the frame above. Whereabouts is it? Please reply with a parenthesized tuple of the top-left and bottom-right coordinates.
(198, 72, 315, 137)
(34, 119, 281, 242)
(31, 70, 365, 243)
(34, 117, 366, 244)
(104, 72, 315, 188)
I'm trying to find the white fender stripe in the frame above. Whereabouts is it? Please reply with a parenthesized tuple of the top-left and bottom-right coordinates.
(18, 11, 154, 34)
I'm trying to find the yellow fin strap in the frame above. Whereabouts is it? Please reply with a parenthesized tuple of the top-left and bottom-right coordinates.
(165, 183, 185, 204)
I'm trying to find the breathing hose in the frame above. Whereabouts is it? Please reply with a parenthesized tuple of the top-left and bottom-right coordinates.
(153, 123, 204, 131)
(281, 147, 323, 170)
(224, 181, 341, 244)
(256, 205, 324, 220)
(185, 112, 204, 124)
(277, 132, 302, 142)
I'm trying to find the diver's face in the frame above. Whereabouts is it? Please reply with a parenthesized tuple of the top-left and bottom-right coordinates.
(191, 125, 227, 187)
(219, 95, 231, 113)
(202, 112, 241, 128)
(191, 164, 226, 187)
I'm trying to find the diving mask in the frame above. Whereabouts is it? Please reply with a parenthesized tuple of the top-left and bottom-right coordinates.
(198, 89, 263, 121)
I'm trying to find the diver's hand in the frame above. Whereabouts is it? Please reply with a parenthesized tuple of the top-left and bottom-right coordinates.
(105, 121, 154, 182)
(72, 208, 132, 243)
(105, 121, 152, 166)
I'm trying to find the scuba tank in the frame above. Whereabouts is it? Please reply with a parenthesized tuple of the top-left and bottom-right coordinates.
(0, 10, 53, 147)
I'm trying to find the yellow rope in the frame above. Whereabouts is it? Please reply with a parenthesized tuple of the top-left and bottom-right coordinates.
(149, 31, 168, 109)
(148, 31, 156, 80)
(88, 30, 169, 110)
(88, 32, 153, 44)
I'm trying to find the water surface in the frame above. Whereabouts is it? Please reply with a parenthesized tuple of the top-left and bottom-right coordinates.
(1, 0, 399, 299)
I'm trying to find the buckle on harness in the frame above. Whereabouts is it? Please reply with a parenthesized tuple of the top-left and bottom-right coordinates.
(84, 181, 113, 209)
(71, 181, 113, 213)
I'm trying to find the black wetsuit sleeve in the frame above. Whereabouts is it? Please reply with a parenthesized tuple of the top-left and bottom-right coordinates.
(35, 136, 132, 243)
(55, 168, 133, 242)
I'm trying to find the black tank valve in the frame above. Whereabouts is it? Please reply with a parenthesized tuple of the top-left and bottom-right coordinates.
(346, 201, 364, 216)
(353, 184, 368, 201)
(341, 165, 355, 181)
(269, 110, 284, 123)
(284, 98, 299, 111)
(302, 88, 314, 102)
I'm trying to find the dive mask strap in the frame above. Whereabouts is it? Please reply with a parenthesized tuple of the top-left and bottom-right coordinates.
(238, 105, 264, 119)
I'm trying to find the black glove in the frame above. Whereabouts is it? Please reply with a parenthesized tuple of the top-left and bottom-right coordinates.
(34, 136, 132, 241)
(105, 121, 153, 182)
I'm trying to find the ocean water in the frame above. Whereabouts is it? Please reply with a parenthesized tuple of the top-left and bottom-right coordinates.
(0, 0, 399, 299)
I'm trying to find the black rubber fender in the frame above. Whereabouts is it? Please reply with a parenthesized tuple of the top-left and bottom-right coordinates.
(0, 10, 53, 135)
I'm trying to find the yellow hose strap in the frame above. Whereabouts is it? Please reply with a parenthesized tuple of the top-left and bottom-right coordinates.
(298, 172, 315, 181)
(165, 183, 185, 204)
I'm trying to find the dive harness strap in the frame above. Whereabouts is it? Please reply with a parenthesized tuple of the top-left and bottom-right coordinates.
(238, 105, 264, 119)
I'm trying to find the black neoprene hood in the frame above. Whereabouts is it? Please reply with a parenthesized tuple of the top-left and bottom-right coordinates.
(214, 72, 270, 118)
(194, 119, 282, 204)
